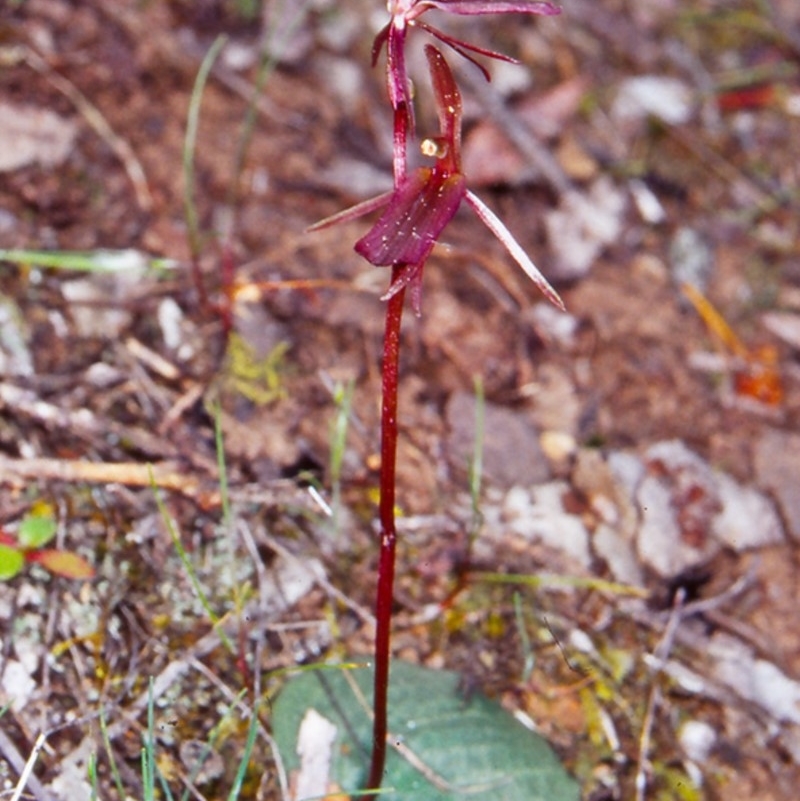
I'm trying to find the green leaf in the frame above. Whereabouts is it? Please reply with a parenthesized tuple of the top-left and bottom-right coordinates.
(18, 512, 57, 549)
(272, 660, 580, 801)
(0, 544, 25, 580)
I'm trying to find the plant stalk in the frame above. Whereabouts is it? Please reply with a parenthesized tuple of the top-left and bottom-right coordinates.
(367, 268, 406, 791)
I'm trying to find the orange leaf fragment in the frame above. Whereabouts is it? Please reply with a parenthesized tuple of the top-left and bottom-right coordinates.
(28, 549, 95, 579)
(682, 283, 783, 406)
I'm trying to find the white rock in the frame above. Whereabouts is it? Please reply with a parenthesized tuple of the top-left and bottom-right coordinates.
(710, 634, 800, 725)
(636, 467, 720, 577)
(504, 482, 592, 568)
(1, 659, 36, 712)
(612, 75, 694, 125)
(751, 659, 800, 725)
(48, 762, 93, 801)
(158, 297, 185, 351)
(712, 472, 784, 550)
(679, 720, 717, 763)
(593, 523, 645, 586)
(545, 178, 627, 279)
(0, 102, 78, 172)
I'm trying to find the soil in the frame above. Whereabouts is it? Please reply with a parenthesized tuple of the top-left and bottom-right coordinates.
(1, 1, 799, 800)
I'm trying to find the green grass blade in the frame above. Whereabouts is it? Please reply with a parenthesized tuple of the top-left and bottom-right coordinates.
(227, 705, 260, 800)
(467, 375, 485, 544)
(100, 705, 128, 801)
(148, 467, 236, 655)
(183, 34, 228, 259)
(0, 248, 176, 273)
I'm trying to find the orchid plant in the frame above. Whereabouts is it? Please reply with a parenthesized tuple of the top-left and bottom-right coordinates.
(312, 0, 562, 791)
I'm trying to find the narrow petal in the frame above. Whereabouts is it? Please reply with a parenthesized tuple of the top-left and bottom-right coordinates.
(307, 191, 394, 233)
(423, 1, 561, 15)
(371, 23, 391, 66)
(356, 168, 466, 266)
(465, 190, 564, 309)
(380, 262, 424, 301)
(418, 22, 519, 78)
(425, 45, 462, 165)
(387, 21, 412, 112)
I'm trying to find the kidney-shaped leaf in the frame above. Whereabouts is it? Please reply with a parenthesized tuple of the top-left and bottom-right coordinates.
(0, 545, 25, 580)
(18, 512, 57, 549)
(272, 660, 580, 801)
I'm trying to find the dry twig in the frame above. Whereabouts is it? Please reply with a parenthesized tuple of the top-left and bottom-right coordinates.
(1, 45, 153, 211)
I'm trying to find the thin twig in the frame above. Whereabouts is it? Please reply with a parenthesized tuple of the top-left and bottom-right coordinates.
(456, 63, 573, 197)
(0, 729, 54, 801)
(257, 528, 375, 627)
(0, 454, 200, 497)
(0, 381, 180, 460)
(17, 46, 153, 211)
(635, 588, 686, 801)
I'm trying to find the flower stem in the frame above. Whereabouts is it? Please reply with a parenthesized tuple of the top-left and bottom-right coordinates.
(367, 268, 406, 792)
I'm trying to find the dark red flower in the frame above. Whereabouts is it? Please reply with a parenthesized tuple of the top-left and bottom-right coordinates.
(372, 0, 561, 179)
(311, 45, 562, 312)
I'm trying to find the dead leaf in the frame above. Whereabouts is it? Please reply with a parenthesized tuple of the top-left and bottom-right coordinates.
(462, 76, 590, 186)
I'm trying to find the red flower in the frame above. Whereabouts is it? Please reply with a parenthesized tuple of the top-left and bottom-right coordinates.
(373, 0, 561, 179)
(311, 45, 562, 313)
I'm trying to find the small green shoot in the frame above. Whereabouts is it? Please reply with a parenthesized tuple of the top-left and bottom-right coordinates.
(183, 34, 228, 262)
(149, 468, 236, 656)
(227, 705, 261, 801)
(215, 400, 234, 534)
(513, 591, 535, 684)
(141, 687, 155, 801)
(100, 705, 128, 801)
(467, 375, 486, 544)
(329, 377, 355, 533)
(88, 752, 99, 801)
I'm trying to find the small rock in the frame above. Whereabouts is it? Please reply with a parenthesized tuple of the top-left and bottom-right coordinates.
(545, 178, 627, 280)
(556, 133, 599, 181)
(526, 302, 579, 349)
(712, 472, 783, 550)
(669, 226, 713, 293)
(635, 440, 783, 577)
(612, 75, 694, 125)
(762, 310, 800, 351)
(0, 294, 33, 376)
(1, 659, 36, 712)
(528, 363, 581, 437)
(628, 178, 667, 224)
(179, 740, 224, 785)
(0, 102, 78, 172)
(539, 430, 577, 464)
(61, 259, 148, 338)
(445, 391, 549, 489)
(710, 633, 800, 726)
(502, 482, 591, 569)
(754, 428, 800, 542)
(593, 523, 644, 586)
(679, 719, 717, 763)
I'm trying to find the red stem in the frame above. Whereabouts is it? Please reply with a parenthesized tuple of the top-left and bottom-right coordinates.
(367, 269, 406, 792)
